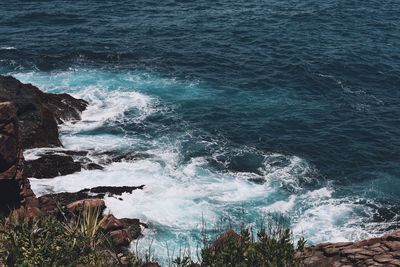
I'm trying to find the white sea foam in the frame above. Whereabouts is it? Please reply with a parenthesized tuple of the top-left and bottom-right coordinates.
(262, 195, 297, 213)
(0, 46, 16, 50)
(62, 86, 157, 132)
(17, 69, 385, 262)
(261, 154, 315, 191)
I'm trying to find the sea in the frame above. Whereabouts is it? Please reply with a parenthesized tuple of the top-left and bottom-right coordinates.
(1, 0, 400, 262)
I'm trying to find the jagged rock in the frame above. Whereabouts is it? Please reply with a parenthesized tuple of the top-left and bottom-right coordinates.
(100, 214, 124, 232)
(119, 217, 147, 239)
(0, 101, 39, 216)
(84, 162, 104, 170)
(66, 198, 105, 212)
(301, 229, 400, 267)
(111, 152, 152, 163)
(39, 185, 145, 207)
(25, 149, 104, 177)
(109, 228, 133, 247)
(100, 215, 146, 248)
(88, 185, 145, 195)
(0, 76, 88, 149)
(25, 154, 81, 178)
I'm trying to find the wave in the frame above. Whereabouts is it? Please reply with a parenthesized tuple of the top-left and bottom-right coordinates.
(0, 46, 16, 50)
(14, 68, 393, 262)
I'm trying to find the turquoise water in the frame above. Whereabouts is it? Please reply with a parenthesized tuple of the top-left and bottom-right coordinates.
(1, 0, 400, 262)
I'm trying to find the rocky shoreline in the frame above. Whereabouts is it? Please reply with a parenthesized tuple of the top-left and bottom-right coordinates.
(1, 75, 399, 266)
(0, 76, 150, 265)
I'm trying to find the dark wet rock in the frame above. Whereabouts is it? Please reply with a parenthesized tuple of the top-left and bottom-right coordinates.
(95, 151, 152, 165)
(0, 102, 18, 174)
(119, 217, 148, 239)
(25, 154, 82, 178)
(88, 185, 145, 195)
(111, 152, 152, 163)
(0, 76, 88, 149)
(25, 149, 104, 176)
(39, 185, 145, 207)
(54, 150, 89, 157)
(228, 152, 265, 174)
(248, 177, 266, 184)
(84, 162, 104, 170)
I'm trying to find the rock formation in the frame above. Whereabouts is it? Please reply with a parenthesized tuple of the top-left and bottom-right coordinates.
(300, 230, 400, 267)
(0, 75, 89, 217)
(0, 76, 88, 149)
(0, 101, 38, 217)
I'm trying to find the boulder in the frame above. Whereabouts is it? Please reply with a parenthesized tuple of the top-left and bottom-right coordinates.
(66, 198, 105, 212)
(0, 76, 88, 149)
(100, 214, 124, 232)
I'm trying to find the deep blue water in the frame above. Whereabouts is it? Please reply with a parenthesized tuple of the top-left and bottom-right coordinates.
(1, 0, 400, 261)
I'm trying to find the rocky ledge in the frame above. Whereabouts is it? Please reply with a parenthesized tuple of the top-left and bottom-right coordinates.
(300, 230, 400, 266)
(0, 76, 88, 149)
(0, 75, 147, 255)
(0, 101, 38, 217)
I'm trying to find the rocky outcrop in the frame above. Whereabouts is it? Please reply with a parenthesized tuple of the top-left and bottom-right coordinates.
(24, 149, 104, 178)
(38, 185, 145, 208)
(0, 75, 89, 217)
(0, 102, 39, 217)
(0, 76, 88, 149)
(100, 214, 146, 248)
(66, 198, 106, 212)
(25, 154, 82, 178)
(300, 230, 400, 267)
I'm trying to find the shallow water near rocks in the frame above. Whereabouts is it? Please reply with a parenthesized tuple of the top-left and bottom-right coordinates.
(1, 0, 400, 262)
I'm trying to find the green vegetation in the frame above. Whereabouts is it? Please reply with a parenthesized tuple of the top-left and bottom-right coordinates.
(172, 218, 305, 267)
(0, 207, 304, 267)
(0, 207, 140, 267)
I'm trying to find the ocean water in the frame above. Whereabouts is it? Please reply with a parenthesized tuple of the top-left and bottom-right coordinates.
(1, 0, 400, 262)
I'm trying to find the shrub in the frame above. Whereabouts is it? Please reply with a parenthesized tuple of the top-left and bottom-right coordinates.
(173, 216, 305, 267)
(0, 207, 141, 267)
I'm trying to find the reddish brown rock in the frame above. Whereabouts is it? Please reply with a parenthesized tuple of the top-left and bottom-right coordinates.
(301, 230, 400, 267)
(109, 228, 133, 247)
(211, 229, 243, 254)
(100, 214, 124, 232)
(382, 241, 400, 251)
(0, 76, 88, 149)
(0, 101, 39, 216)
(373, 254, 393, 263)
(66, 198, 105, 212)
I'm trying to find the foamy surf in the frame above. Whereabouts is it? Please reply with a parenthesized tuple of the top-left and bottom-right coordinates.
(12, 69, 386, 262)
